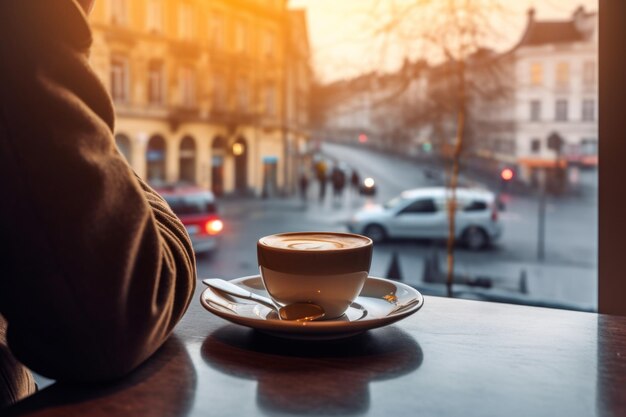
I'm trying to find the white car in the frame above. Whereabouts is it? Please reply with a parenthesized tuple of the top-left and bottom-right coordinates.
(347, 187, 502, 250)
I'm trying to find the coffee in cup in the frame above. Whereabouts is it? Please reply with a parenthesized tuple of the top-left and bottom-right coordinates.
(257, 232, 373, 319)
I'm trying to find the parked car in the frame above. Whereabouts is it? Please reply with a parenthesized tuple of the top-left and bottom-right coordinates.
(156, 186, 223, 255)
(347, 187, 502, 250)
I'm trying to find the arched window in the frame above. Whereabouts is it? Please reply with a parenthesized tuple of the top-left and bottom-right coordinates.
(179, 136, 196, 184)
(211, 136, 226, 196)
(146, 135, 166, 184)
(233, 137, 248, 193)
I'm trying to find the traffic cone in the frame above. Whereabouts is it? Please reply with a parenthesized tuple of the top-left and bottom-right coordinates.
(519, 269, 528, 294)
(423, 249, 441, 283)
(386, 252, 403, 281)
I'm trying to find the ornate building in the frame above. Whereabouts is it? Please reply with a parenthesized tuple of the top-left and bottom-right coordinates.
(88, 0, 311, 196)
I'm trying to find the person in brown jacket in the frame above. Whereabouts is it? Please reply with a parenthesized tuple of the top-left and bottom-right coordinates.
(0, 0, 196, 406)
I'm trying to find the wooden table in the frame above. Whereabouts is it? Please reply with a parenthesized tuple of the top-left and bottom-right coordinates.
(4, 286, 626, 417)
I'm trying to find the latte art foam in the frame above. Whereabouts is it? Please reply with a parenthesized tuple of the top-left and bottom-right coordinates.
(261, 233, 370, 251)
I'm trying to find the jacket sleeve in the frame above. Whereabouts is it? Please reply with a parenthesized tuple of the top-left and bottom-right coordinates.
(0, 0, 196, 382)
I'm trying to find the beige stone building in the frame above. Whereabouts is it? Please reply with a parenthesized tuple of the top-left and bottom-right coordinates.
(88, 0, 311, 196)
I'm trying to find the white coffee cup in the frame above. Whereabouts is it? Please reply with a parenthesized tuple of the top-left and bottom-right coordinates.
(257, 232, 373, 319)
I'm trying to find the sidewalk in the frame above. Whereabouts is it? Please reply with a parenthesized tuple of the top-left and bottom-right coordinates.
(370, 247, 597, 311)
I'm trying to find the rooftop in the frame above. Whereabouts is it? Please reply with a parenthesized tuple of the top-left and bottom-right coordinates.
(516, 6, 596, 48)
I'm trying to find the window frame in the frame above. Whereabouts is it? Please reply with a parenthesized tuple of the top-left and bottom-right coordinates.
(583, 60, 596, 87)
(146, 0, 164, 34)
(209, 12, 225, 50)
(179, 66, 196, 108)
(530, 138, 541, 154)
(110, 55, 130, 104)
(530, 62, 543, 86)
(265, 83, 276, 116)
(212, 73, 227, 110)
(148, 60, 165, 106)
(530, 100, 541, 121)
(555, 99, 568, 121)
(582, 99, 595, 121)
(178, 2, 195, 41)
(235, 20, 247, 53)
(398, 198, 438, 215)
(555, 61, 570, 89)
(236, 77, 249, 112)
(599, 0, 626, 315)
(264, 28, 275, 58)
(109, 0, 128, 26)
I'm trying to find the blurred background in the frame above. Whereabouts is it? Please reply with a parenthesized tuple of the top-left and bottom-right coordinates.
(87, 0, 598, 311)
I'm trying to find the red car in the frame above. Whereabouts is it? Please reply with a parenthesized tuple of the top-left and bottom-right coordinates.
(156, 186, 223, 255)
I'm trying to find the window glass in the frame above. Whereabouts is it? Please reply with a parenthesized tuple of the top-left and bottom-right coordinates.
(582, 99, 595, 121)
(530, 63, 542, 86)
(264, 29, 275, 58)
(147, 0, 163, 33)
(110, 56, 129, 103)
(531, 138, 541, 153)
(213, 74, 227, 110)
(555, 62, 570, 89)
(583, 61, 596, 87)
(463, 201, 488, 212)
(110, 0, 128, 26)
(265, 84, 276, 115)
(91, 0, 599, 313)
(530, 100, 541, 121)
(400, 199, 438, 214)
(237, 78, 249, 112)
(179, 67, 196, 107)
(164, 194, 217, 216)
(235, 21, 247, 53)
(555, 99, 568, 121)
(178, 2, 194, 40)
(210, 13, 225, 49)
(148, 61, 165, 105)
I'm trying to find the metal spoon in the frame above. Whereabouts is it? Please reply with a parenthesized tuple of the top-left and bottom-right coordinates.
(202, 279, 325, 321)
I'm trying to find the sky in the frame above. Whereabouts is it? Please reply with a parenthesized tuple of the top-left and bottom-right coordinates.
(288, 0, 598, 83)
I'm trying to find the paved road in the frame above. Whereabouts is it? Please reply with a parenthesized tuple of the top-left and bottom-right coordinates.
(196, 143, 598, 311)
(321, 142, 598, 268)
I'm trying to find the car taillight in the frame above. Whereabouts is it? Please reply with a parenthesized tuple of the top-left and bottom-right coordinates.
(205, 219, 223, 235)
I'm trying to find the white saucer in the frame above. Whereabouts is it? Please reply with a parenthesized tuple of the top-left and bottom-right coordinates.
(200, 275, 424, 340)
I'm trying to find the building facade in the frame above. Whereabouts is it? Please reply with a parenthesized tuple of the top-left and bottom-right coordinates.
(511, 7, 598, 183)
(88, 0, 311, 196)
(314, 7, 597, 187)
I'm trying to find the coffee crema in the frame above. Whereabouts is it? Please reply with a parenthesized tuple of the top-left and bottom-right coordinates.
(260, 233, 370, 251)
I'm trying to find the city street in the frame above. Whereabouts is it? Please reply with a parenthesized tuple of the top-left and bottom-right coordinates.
(197, 143, 598, 311)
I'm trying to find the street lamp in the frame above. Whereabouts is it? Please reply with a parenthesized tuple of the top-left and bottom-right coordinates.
(232, 142, 245, 156)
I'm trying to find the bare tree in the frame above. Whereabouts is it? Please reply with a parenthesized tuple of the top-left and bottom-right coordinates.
(366, 0, 511, 295)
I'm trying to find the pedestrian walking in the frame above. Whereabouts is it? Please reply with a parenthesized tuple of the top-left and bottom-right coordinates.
(299, 172, 310, 203)
(351, 169, 360, 193)
(315, 160, 328, 202)
(331, 165, 346, 201)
